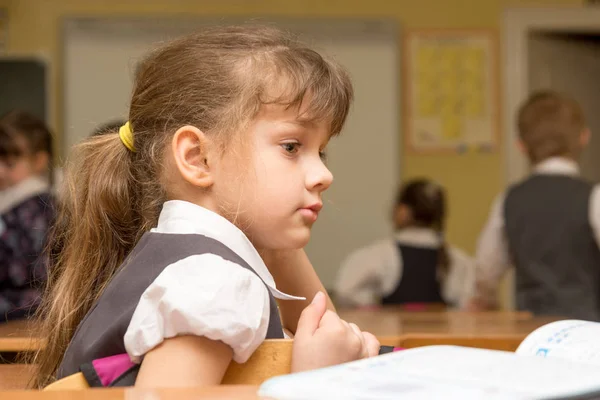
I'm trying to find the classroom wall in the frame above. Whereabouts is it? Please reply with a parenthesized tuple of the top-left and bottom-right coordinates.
(0, 0, 583, 259)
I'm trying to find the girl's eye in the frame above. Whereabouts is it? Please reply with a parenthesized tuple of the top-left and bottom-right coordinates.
(282, 142, 300, 154)
(1, 159, 15, 169)
(319, 151, 328, 163)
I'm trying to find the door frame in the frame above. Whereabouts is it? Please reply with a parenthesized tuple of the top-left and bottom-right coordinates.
(503, 7, 600, 184)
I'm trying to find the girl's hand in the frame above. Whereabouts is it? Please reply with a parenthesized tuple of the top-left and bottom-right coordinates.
(258, 248, 336, 335)
(353, 327, 380, 358)
(291, 292, 380, 373)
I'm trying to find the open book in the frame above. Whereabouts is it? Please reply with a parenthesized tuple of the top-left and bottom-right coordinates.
(259, 320, 600, 399)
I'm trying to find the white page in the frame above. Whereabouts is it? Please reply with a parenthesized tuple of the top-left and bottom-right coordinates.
(516, 320, 600, 366)
(259, 346, 600, 400)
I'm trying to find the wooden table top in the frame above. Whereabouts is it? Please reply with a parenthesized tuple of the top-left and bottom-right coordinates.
(0, 364, 34, 390)
(338, 308, 534, 322)
(0, 311, 562, 395)
(337, 309, 559, 336)
(0, 320, 40, 352)
(1, 386, 261, 399)
(0, 320, 34, 337)
(0, 310, 560, 353)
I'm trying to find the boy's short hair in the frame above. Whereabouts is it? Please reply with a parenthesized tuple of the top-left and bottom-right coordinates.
(517, 90, 586, 164)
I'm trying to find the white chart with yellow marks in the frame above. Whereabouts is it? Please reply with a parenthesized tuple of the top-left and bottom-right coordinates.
(407, 32, 496, 152)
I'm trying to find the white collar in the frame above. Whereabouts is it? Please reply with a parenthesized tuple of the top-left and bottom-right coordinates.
(394, 227, 441, 248)
(533, 157, 580, 177)
(153, 200, 304, 301)
(0, 176, 50, 215)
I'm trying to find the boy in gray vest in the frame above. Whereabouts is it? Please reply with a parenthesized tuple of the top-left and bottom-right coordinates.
(469, 91, 600, 320)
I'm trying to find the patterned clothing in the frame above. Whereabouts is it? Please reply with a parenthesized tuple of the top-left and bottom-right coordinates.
(0, 180, 54, 321)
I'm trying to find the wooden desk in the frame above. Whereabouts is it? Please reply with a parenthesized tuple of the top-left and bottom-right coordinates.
(0, 312, 558, 396)
(0, 364, 34, 390)
(339, 308, 534, 323)
(0, 320, 40, 353)
(1, 386, 261, 399)
(338, 309, 557, 337)
(0, 311, 557, 353)
(378, 333, 526, 351)
(0, 311, 555, 353)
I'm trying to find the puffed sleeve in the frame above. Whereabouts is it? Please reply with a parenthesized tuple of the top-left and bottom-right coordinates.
(124, 254, 271, 363)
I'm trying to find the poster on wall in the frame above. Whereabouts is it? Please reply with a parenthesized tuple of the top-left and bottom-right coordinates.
(405, 29, 499, 154)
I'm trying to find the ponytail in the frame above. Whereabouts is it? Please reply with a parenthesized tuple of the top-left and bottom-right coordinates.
(431, 192, 449, 281)
(435, 222, 450, 280)
(28, 133, 148, 388)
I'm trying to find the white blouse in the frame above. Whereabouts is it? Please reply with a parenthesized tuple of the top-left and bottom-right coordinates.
(334, 228, 475, 308)
(124, 200, 304, 364)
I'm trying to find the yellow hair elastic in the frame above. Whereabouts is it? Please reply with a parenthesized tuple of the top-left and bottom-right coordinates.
(119, 121, 136, 152)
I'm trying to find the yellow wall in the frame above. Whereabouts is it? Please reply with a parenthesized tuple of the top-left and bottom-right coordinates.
(0, 0, 583, 256)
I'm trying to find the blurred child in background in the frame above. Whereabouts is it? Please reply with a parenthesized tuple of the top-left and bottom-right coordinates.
(335, 179, 474, 308)
(0, 110, 55, 321)
(470, 91, 600, 320)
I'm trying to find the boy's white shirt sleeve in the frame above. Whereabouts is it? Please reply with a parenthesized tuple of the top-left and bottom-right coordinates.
(442, 246, 476, 308)
(474, 193, 511, 299)
(588, 185, 600, 249)
(124, 254, 270, 364)
(334, 239, 400, 306)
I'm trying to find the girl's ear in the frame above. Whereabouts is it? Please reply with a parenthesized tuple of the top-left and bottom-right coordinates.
(171, 125, 215, 189)
(517, 139, 528, 156)
(394, 204, 412, 229)
(32, 151, 50, 175)
(580, 127, 591, 148)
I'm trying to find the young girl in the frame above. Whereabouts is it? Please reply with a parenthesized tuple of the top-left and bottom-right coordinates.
(0, 110, 54, 321)
(335, 179, 474, 308)
(31, 26, 379, 388)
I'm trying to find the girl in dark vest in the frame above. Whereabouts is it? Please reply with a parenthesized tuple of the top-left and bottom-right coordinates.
(336, 179, 474, 308)
(0, 110, 55, 321)
(29, 26, 380, 389)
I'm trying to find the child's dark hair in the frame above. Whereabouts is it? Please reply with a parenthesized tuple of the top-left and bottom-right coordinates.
(30, 25, 353, 388)
(396, 179, 449, 276)
(0, 110, 54, 184)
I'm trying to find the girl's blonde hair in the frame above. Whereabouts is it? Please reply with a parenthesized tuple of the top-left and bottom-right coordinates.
(29, 25, 353, 388)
